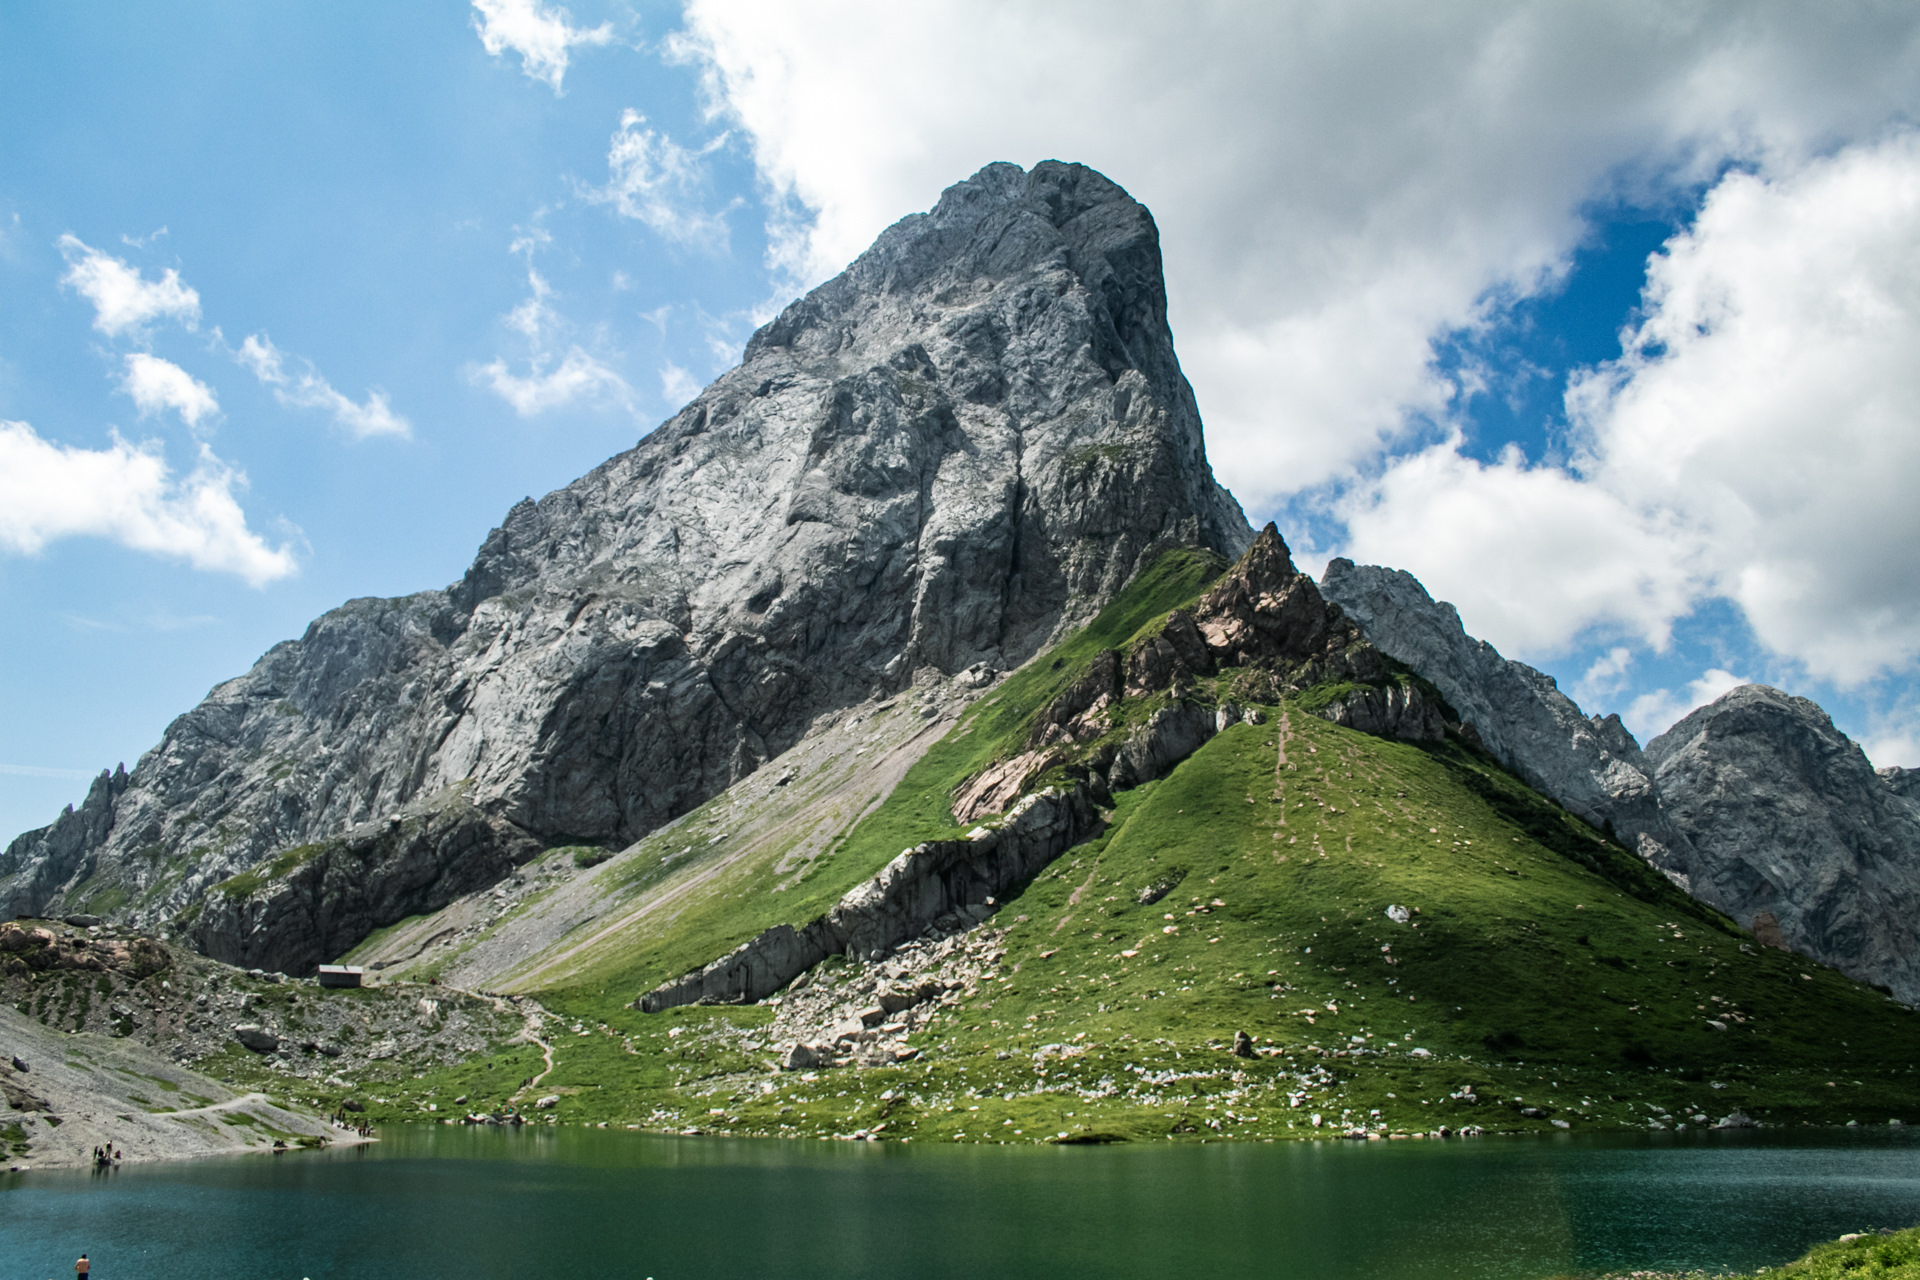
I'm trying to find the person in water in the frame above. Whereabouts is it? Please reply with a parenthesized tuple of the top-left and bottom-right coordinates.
(75, 1253, 90, 1274)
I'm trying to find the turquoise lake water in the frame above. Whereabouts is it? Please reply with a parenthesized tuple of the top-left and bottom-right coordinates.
(3, 1127, 1917, 1279)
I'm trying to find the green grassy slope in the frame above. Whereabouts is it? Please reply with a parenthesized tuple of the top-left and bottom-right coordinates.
(868, 706, 1920, 1139)
(353, 699, 1920, 1141)
(327, 546, 1920, 1142)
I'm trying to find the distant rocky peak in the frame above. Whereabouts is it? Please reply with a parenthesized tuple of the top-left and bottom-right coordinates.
(1645, 681, 1920, 1003)
(1318, 554, 1694, 876)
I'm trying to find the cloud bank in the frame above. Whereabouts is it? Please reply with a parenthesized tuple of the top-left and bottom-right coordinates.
(1345, 132, 1920, 685)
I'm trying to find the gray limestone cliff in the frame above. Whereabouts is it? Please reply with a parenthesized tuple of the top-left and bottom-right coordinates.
(1645, 685, 1920, 1004)
(1319, 559, 1694, 864)
(0, 161, 1251, 968)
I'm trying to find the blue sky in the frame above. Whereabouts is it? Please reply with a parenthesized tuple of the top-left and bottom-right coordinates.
(5, 2, 1920, 843)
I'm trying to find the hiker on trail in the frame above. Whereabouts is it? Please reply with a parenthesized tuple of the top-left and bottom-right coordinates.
(75, 1252, 90, 1274)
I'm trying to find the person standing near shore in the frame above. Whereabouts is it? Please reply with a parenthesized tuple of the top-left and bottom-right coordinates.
(75, 1253, 90, 1274)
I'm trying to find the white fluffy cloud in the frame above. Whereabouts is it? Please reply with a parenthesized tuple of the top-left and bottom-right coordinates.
(471, 0, 611, 94)
(1567, 132, 1920, 685)
(1343, 131, 1920, 685)
(121, 353, 217, 427)
(1625, 668, 1749, 742)
(659, 362, 700, 406)
(677, 1, 1920, 509)
(237, 333, 410, 439)
(1337, 439, 1700, 655)
(471, 269, 630, 416)
(58, 235, 200, 336)
(0, 420, 294, 585)
(476, 350, 629, 416)
(584, 110, 728, 246)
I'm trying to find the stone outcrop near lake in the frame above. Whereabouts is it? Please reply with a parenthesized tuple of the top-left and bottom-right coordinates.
(1645, 685, 1920, 1004)
(0, 161, 1250, 971)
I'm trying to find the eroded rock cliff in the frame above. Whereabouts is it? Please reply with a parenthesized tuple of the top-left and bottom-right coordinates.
(0, 161, 1250, 967)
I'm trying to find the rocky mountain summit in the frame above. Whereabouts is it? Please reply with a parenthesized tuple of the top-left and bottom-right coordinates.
(0, 161, 1250, 961)
(1645, 686, 1920, 1002)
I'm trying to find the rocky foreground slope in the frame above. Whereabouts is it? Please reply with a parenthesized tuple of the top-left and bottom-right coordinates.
(0, 917, 518, 1169)
(0, 161, 1249, 964)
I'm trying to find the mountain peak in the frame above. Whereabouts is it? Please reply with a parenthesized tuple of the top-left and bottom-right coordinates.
(2, 162, 1251, 971)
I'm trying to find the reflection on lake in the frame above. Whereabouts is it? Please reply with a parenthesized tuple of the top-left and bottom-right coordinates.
(4, 1127, 1918, 1279)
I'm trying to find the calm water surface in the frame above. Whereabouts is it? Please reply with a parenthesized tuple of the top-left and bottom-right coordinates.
(4, 1127, 1917, 1279)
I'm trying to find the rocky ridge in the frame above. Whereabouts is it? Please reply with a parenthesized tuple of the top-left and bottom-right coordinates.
(1, 161, 1250, 968)
(1319, 559, 1691, 862)
(1320, 560, 1920, 1003)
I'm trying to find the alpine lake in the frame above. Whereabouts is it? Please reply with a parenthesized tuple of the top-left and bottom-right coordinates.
(4, 1126, 1918, 1279)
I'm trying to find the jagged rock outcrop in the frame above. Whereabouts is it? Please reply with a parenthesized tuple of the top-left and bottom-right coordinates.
(639, 783, 1100, 1011)
(0, 765, 128, 921)
(1320, 559, 1694, 865)
(1, 161, 1250, 966)
(1317, 680, 1446, 740)
(1644, 685, 1920, 1004)
(990, 526, 1444, 815)
(1881, 766, 1920, 803)
(187, 788, 543, 976)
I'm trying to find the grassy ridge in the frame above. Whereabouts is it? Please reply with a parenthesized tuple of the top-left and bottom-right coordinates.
(352, 695, 1920, 1143)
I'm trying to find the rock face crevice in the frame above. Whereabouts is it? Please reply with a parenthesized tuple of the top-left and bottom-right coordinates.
(186, 791, 544, 977)
(1, 161, 1250, 964)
